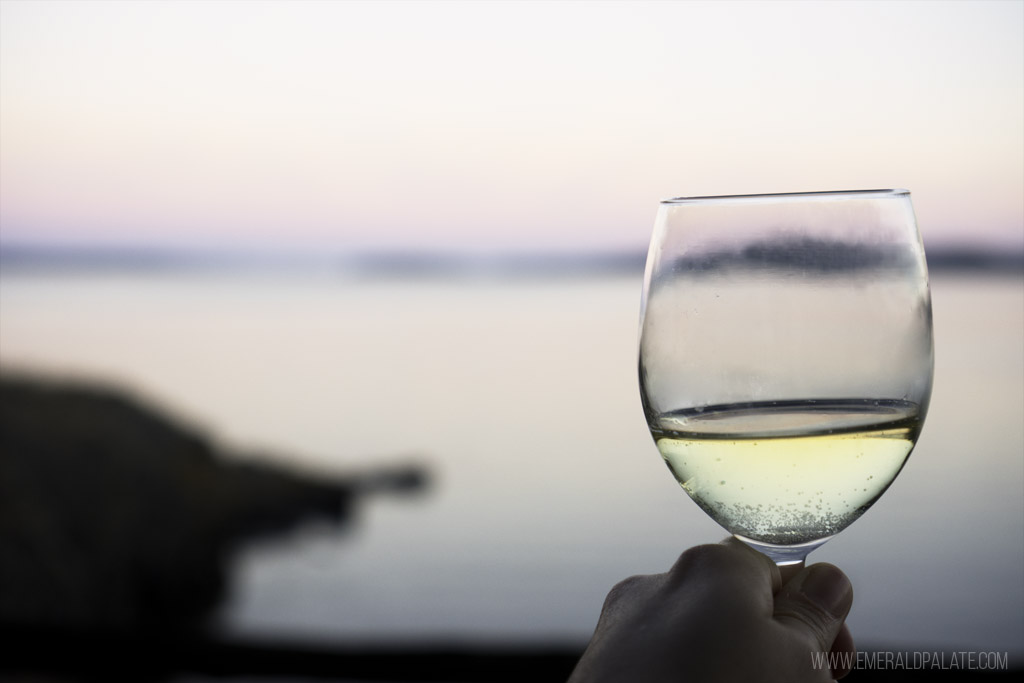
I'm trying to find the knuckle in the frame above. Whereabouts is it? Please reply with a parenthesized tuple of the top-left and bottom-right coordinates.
(669, 543, 733, 578)
(603, 574, 648, 609)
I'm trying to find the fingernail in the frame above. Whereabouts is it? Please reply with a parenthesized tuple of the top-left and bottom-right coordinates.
(800, 564, 852, 616)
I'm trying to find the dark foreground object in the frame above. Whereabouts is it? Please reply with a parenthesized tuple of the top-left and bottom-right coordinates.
(0, 374, 426, 633)
(1, 625, 583, 682)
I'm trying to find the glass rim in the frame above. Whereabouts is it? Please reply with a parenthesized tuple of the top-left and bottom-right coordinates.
(661, 189, 909, 204)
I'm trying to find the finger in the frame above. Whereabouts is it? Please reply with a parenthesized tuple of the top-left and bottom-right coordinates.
(720, 537, 784, 595)
(594, 571, 666, 632)
(773, 563, 854, 653)
(664, 538, 779, 616)
(778, 560, 805, 587)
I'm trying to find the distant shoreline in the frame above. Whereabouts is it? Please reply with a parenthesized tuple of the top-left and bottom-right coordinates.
(0, 244, 1021, 277)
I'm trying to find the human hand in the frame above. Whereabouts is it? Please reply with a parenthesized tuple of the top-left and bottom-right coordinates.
(569, 539, 855, 682)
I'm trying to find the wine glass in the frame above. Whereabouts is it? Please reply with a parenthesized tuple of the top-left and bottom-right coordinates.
(638, 190, 933, 565)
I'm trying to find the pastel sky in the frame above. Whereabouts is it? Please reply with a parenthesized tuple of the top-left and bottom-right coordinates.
(1, 0, 1021, 252)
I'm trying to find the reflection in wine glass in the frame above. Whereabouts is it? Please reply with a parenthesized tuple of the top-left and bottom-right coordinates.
(638, 190, 933, 565)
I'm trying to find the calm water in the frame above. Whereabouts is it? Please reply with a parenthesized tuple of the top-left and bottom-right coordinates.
(1, 267, 1021, 655)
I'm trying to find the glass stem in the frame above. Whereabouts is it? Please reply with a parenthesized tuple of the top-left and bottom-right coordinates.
(734, 533, 831, 567)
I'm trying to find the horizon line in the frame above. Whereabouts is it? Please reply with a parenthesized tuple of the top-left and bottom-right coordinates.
(1, 242, 1021, 277)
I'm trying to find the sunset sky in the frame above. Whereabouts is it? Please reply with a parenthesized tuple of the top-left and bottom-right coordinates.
(1, 0, 1021, 253)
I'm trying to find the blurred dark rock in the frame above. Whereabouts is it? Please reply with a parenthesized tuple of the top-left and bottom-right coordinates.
(0, 374, 427, 633)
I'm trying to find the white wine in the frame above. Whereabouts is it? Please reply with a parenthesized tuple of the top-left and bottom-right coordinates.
(650, 400, 922, 546)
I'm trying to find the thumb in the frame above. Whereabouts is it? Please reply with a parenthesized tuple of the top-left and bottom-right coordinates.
(774, 563, 854, 652)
